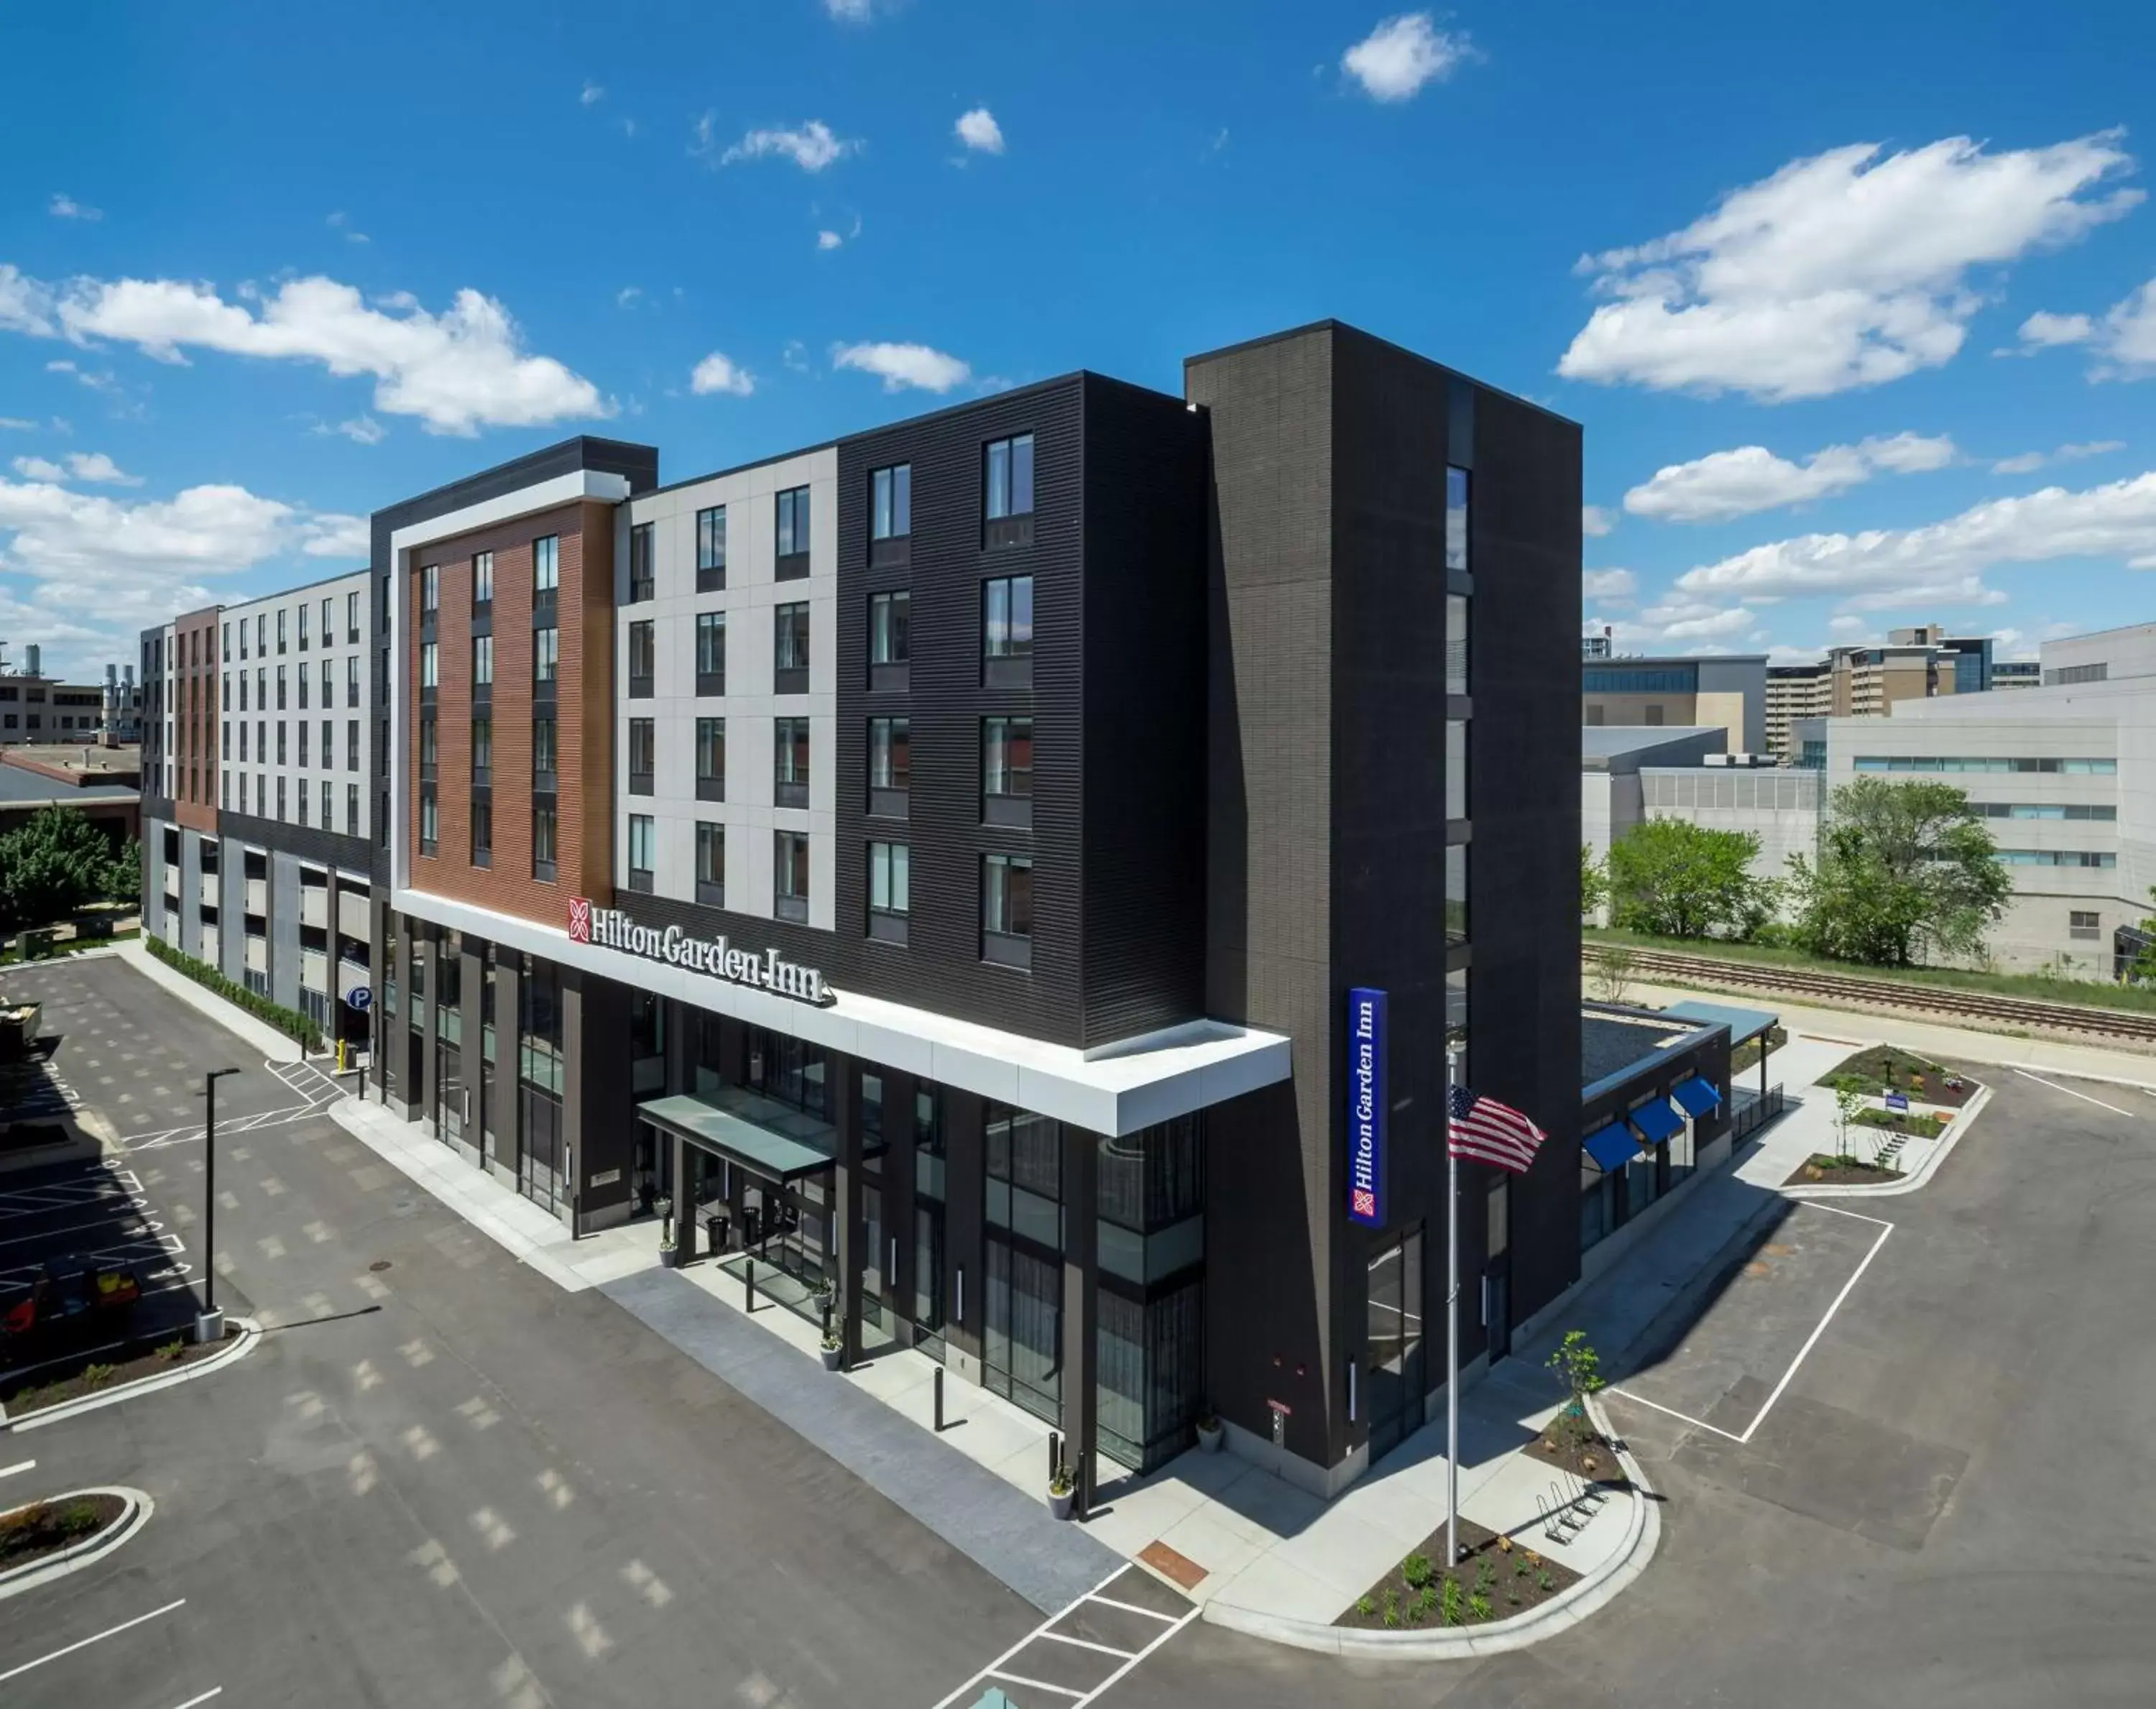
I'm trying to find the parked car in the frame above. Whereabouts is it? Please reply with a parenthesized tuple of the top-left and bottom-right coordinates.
(1, 1256, 142, 1363)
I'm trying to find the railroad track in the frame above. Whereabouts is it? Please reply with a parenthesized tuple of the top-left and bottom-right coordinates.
(1583, 943, 2156, 1045)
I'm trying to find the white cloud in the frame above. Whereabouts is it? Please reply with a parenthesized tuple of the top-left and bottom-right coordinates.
(1625, 432, 1955, 523)
(1583, 568, 1636, 599)
(1993, 438, 2125, 474)
(0, 265, 56, 336)
(782, 340, 809, 374)
(817, 230, 844, 251)
(1592, 597, 1762, 652)
(49, 193, 101, 222)
(704, 118, 857, 172)
(824, 0, 875, 17)
(11, 456, 65, 482)
(1673, 469, 2156, 610)
(1582, 503, 1616, 537)
(1558, 132, 2141, 401)
(326, 211, 369, 244)
(329, 415, 386, 445)
(615, 286, 642, 309)
(0, 418, 33, 430)
(831, 340, 970, 393)
(2101, 276, 2156, 374)
(2017, 309, 2094, 349)
(1341, 13, 1469, 103)
(955, 108, 1005, 155)
(580, 81, 604, 105)
(58, 451, 140, 485)
(0, 475, 364, 676)
(2, 268, 607, 436)
(689, 351, 755, 397)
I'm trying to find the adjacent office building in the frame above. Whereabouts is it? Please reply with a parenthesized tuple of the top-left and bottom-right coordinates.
(1762, 624, 2007, 761)
(1581, 653, 1767, 754)
(141, 571, 380, 1045)
(149, 321, 1585, 1498)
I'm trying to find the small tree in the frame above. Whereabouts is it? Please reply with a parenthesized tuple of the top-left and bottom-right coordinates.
(1608, 819, 1777, 941)
(1593, 946, 1636, 1005)
(1545, 1330, 1605, 1451)
(1789, 777, 2009, 968)
(0, 807, 124, 932)
(1832, 1083, 1866, 1166)
(1580, 843, 1610, 923)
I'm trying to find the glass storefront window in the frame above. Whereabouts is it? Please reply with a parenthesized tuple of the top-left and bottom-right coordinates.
(747, 1028, 827, 1118)
(1098, 1279, 1204, 1471)
(517, 957, 563, 1095)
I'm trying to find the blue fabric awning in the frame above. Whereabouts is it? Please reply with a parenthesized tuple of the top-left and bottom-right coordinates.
(1671, 1077, 1723, 1118)
(1630, 1099, 1685, 1145)
(1584, 1121, 1643, 1171)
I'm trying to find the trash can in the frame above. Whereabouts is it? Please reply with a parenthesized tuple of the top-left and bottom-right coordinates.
(706, 1212, 729, 1256)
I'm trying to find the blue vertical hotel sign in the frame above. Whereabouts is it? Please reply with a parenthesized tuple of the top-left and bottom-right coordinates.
(1346, 987, 1387, 1227)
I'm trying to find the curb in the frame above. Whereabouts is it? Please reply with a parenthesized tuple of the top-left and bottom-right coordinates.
(0, 1485, 153, 1600)
(2, 1317, 262, 1434)
(1199, 1392, 1661, 1660)
(1788, 1081, 1991, 1201)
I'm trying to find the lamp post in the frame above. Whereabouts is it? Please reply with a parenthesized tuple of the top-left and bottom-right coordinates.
(198, 1067, 239, 1342)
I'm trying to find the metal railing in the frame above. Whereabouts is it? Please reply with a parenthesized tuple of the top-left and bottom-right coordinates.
(1731, 1082, 1785, 1143)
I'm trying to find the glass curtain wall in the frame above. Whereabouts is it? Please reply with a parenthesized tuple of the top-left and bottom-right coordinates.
(913, 1090, 946, 1361)
(516, 957, 566, 1215)
(985, 1106, 1064, 1426)
(1096, 1114, 1206, 1470)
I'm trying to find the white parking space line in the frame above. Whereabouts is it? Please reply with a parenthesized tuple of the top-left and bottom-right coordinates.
(1083, 1594, 1180, 1623)
(929, 1568, 1197, 1709)
(1036, 1631, 1138, 1659)
(2014, 1067, 2135, 1118)
(987, 1671, 1087, 1698)
(1604, 1384, 1748, 1443)
(0, 1598, 187, 1685)
(0, 1459, 35, 1479)
(166, 1690, 223, 1709)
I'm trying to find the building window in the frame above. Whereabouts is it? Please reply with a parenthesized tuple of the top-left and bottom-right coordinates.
(1447, 719, 1468, 821)
(257, 614, 267, 654)
(1447, 593, 1470, 697)
(983, 716, 1033, 827)
(298, 722, 310, 768)
(277, 721, 289, 766)
(321, 717, 332, 771)
(534, 625, 558, 685)
(275, 663, 288, 708)
(775, 830, 810, 922)
(347, 590, 360, 643)
(868, 589, 909, 693)
(347, 654, 359, 706)
(471, 715, 492, 785)
(773, 602, 810, 694)
(867, 840, 910, 944)
(298, 602, 309, 649)
(1446, 466, 1470, 573)
(984, 433, 1035, 548)
(696, 717, 725, 801)
(627, 718, 655, 795)
(418, 712, 436, 777)
(533, 714, 557, 788)
(221, 723, 231, 760)
(984, 1103, 1061, 1423)
(472, 798, 492, 868)
(419, 645, 436, 691)
(533, 535, 559, 593)
(695, 612, 726, 696)
(865, 716, 910, 818)
(298, 665, 310, 710)
(2070, 909, 2101, 941)
(470, 550, 493, 607)
(420, 566, 439, 614)
(983, 853, 1033, 969)
(256, 775, 265, 817)
(625, 619, 655, 699)
(774, 717, 810, 809)
(298, 779, 310, 826)
(983, 574, 1033, 686)
(221, 622, 231, 661)
(696, 821, 724, 907)
(872, 464, 911, 557)
(277, 608, 289, 652)
(696, 505, 727, 591)
(627, 814, 655, 893)
(628, 522, 655, 602)
(1446, 842, 1468, 945)
(473, 634, 494, 690)
(347, 783, 359, 836)
(775, 486, 811, 576)
(348, 719, 360, 772)
(239, 675, 248, 712)
(533, 799, 557, 880)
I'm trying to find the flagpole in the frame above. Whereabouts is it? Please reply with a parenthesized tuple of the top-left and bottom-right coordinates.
(1445, 1040, 1460, 1567)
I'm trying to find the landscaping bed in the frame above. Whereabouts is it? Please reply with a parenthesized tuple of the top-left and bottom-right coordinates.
(1521, 1416, 1631, 1488)
(1730, 1026, 1788, 1076)
(1337, 1515, 1583, 1631)
(1853, 1107, 1946, 1138)
(2, 1326, 235, 1417)
(0, 1492, 126, 1575)
(1787, 1153, 1903, 1187)
(1817, 1045, 1978, 1107)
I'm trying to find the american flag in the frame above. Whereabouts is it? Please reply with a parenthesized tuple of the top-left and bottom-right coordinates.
(1447, 1083, 1547, 1174)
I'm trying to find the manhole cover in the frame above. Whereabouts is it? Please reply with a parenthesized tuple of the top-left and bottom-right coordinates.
(369, 1260, 392, 1272)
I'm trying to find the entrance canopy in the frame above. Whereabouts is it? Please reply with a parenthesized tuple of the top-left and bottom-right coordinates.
(640, 1087, 839, 1184)
(1661, 998, 1778, 1051)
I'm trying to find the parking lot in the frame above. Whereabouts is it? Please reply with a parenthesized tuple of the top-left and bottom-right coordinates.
(0, 1157, 206, 1359)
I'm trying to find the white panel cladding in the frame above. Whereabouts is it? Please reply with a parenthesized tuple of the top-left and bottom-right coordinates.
(620, 446, 839, 931)
(218, 568, 375, 839)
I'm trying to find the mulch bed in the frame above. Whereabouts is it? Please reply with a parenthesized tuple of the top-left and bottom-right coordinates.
(1521, 1417, 1631, 1488)
(0, 1491, 126, 1575)
(1, 1325, 235, 1417)
(1786, 1153, 1902, 1187)
(1337, 1514, 1583, 1631)
(1819, 1045, 1979, 1108)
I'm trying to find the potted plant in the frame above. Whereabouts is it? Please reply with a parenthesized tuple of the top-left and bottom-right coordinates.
(655, 1196, 683, 1269)
(1046, 1461, 1075, 1521)
(1195, 1406, 1224, 1454)
(820, 1329, 844, 1372)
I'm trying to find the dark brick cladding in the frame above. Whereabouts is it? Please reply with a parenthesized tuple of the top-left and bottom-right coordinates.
(614, 374, 1210, 1054)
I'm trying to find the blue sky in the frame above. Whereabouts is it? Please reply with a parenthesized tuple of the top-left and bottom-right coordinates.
(3, 0, 2155, 679)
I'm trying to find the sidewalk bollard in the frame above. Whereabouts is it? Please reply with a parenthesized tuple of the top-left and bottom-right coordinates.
(1074, 1449, 1089, 1521)
(933, 1366, 945, 1432)
(745, 1257, 755, 1313)
(1048, 1432, 1061, 1487)
(821, 1301, 832, 1340)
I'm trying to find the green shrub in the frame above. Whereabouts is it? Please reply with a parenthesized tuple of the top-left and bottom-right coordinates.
(1401, 1551, 1434, 1589)
(59, 1501, 101, 1536)
(1439, 1577, 1464, 1626)
(144, 932, 324, 1052)
(80, 1362, 116, 1390)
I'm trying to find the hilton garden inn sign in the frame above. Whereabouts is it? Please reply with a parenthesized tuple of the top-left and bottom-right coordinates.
(567, 898, 834, 1007)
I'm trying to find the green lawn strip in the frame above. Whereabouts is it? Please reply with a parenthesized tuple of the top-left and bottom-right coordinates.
(1586, 926, 2156, 1019)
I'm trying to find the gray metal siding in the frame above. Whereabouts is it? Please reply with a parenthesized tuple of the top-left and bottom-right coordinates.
(270, 851, 302, 1010)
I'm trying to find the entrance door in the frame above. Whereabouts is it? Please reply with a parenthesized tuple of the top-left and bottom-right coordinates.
(437, 1043, 463, 1148)
(1366, 1226, 1425, 1462)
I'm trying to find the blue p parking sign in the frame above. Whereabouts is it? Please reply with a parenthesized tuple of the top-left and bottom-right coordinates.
(346, 986, 373, 1011)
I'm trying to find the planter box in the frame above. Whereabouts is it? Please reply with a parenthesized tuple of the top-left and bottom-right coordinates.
(0, 1002, 42, 1063)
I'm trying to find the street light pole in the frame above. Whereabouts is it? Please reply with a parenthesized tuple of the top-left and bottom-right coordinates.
(201, 1067, 239, 1337)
